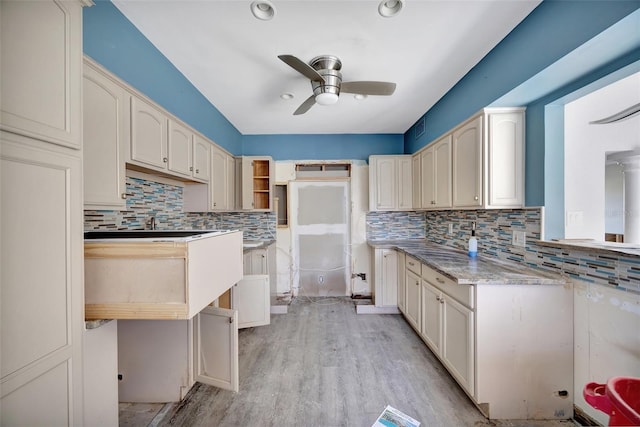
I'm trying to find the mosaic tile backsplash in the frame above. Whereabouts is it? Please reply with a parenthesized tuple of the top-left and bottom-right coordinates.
(84, 176, 276, 241)
(367, 208, 638, 294)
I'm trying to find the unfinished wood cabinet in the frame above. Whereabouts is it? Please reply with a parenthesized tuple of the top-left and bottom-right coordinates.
(84, 231, 243, 320)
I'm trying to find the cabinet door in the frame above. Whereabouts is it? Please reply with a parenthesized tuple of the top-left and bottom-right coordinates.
(397, 156, 413, 210)
(251, 250, 268, 275)
(442, 294, 475, 396)
(487, 112, 524, 207)
(227, 155, 237, 210)
(193, 136, 211, 182)
(421, 280, 442, 354)
(194, 306, 239, 392)
(433, 135, 452, 208)
(167, 119, 193, 178)
(233, 275, 270, 329)
(373, 157, 396, 210)
(411, 154, 421, 209)
(374, 249, 398, 307)
(211, 146, 229, 210)
(397, 252, 406, 314)
(404, 269, 421, 332)
(1, 0, 82, 149)
(83, 62, 127, 210)
(130, 96, 167, 170)
(1, 137, 84, 425)
(453, 115, 483, 208)
(420, 148, 435, 208)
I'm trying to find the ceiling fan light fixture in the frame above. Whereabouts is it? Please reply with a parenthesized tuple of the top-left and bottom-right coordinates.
(378, 0, 404, 17)
(354, 94, 368, 101)
(250, 1, 276, 21)
(315, 92, 339, 106)
(280, 92, 294, 100)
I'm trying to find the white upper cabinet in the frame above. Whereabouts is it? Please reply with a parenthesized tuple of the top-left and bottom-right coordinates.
(130, 95, 168, 170)
(193, 135, 211, 182)
(1, 0, 84, 149)
(414, 107, 525, 211)
(167, 119, 193, 178)
(420, 135, 452, 209)
(411, 154, 421, 209)
(126, 81, 212, 184)
(452, 115, 483, 208)
(83, 59, 128, 210)
(369, 155, 413, 211)
(211, 144, 232, 210)
(487, 111, 525, 207)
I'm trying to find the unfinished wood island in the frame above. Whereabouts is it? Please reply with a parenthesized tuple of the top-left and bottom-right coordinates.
(84, 230, 243, 320)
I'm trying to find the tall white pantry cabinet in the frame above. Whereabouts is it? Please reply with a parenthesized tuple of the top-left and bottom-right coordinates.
(1, 1, 91, 426)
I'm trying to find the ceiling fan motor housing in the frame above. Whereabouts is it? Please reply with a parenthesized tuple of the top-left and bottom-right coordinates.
(310, 55, 342, 96)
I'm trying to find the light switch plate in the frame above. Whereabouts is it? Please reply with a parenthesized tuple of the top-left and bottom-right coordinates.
(512, 231, 526, 247)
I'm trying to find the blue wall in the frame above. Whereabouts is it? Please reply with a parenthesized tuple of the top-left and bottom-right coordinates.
(242, 134, 403, 161)
(403, 0, 640, 207)
(83, 0, 242, 154)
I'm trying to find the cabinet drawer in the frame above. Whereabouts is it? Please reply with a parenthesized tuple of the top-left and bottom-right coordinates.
(405, 255, 421, 275)
(422, 265, 474, 309)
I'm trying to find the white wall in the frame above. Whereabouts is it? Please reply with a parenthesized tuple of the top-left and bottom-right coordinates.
(564, 71, 640, 240)
(273, 160, 371, 297)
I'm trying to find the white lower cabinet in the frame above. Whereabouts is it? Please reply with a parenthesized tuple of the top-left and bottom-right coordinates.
(397, 251, 406, 314)
(117, 306, 238, 403)
(372, 248, 398, 308)
(404, 269, 421, 332)
(233, 275, 270, 329)
(403, 257, 572, 420)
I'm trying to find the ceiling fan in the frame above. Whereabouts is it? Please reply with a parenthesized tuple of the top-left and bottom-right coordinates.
(278, 54, 397, 115)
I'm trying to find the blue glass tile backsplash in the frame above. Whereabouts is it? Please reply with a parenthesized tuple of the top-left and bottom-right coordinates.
(84, 176, 276, 241)
(366, 208, 638, 294)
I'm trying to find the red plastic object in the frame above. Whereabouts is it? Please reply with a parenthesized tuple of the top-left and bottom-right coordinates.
(583, 377, 640, 426)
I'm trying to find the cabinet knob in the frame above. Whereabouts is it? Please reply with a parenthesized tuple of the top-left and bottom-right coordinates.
(190, 166, 193, 171)
(436, 296, 441, 301)
(195, 169, 199, 174)
(121, 193, 127, 199)
(474, 196, 479, 201)
(163, 157, 168, 163)
(436, 277, 445, 284)
(440, 299, 445, 304)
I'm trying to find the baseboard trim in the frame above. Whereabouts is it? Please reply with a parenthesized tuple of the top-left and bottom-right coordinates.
(270, 305, 288, 314)
(356, 305, 400, 314)
(573, 405, 601, 426)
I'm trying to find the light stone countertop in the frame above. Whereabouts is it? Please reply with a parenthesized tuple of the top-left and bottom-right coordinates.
(368, 239, 566, 286)
(243, 239, 276, 253)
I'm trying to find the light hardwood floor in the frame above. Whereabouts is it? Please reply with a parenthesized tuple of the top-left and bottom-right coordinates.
(123, 297, 578, 427)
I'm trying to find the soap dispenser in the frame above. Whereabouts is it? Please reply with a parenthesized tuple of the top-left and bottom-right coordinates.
(468, 221, 478, 258)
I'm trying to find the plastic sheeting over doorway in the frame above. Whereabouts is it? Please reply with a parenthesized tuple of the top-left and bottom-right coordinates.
(290, 181, 351, 297)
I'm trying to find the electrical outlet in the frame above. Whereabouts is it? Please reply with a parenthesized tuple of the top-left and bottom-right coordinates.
(448, 223, 454, 235)
(512, 231, 526, 247)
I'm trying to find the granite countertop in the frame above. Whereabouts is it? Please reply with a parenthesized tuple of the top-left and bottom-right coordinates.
(368, 239, 566, 286)
(243, 239, 276, 252)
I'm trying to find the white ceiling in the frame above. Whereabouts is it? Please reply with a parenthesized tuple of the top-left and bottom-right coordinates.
(112, 0, 540, 135)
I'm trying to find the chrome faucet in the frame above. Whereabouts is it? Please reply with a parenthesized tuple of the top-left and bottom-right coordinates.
(148, 216, 156, 230)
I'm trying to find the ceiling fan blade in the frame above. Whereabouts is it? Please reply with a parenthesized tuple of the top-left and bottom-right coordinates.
(341, 81, 396, 96)
(293, 94, 316, 115)
(278, 55, 326, 83)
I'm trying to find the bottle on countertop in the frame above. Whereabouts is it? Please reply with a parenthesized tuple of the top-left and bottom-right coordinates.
(468, 221, 478, 258)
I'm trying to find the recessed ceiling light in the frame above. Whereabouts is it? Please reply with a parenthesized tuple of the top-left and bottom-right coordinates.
(250, 1, 276, 21)
(280, 92, 294, 100)
(378, 0, 404, 18)
(354, 94, 368, 101)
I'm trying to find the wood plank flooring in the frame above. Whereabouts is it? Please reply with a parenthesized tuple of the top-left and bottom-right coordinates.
(141, 297, 577, 427)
